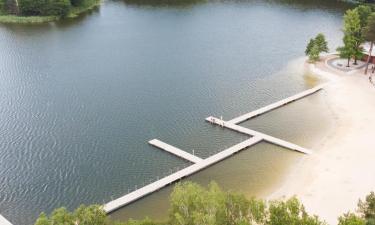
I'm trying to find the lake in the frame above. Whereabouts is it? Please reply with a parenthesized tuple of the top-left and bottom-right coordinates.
(0, 0, 350, 224)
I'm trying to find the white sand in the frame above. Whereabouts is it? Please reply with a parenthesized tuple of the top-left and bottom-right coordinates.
(270, 56, 375, 225)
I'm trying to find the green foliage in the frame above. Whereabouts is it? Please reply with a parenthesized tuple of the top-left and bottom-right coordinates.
(364, 13, 375, 42)
(315, 33, 329, 53)
(168, 182, 324, 225)
(0, 15, 57, 23)
(268, 197, 324, 225)
(338, 213, 366, 225)
(74, 205, 107, 225)
(0, 0, 5, 14)
(337, 35, 356, 66)
(344, 8, 364, 63)
(336, 6, 371, 65)
(4, 0, 98, 18)
(169, 182, 226, 225)
(34, 205, 107, 225)
(305, 38, 315, 56)
(308, 44, 321, 62)
(358, 192, 375, 225)
(355, 5, 372, 28)
(33, 182, 375, 225)
(305, 33, 328, 62)
(119, 218, 158, 225)
(18, 0, 71, 16)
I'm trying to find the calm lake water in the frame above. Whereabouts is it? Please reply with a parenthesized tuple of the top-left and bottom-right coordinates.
(0, 0, 350, 224)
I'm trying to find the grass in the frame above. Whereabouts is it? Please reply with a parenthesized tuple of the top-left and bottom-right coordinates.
(0, 15, 58, 23)
(0, 0, 100, 24)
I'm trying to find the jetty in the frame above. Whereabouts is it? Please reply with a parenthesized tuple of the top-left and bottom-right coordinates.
(104, 84, 324, 214)
(228, 84, 326, 124)
(104, 137, 262, 213)
(149, 139, 202, 163)
(0, 214, 13, 225)
(206, 117, 311, 154)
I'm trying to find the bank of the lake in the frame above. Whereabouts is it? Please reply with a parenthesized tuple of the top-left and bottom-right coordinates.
(270, 56, 375, 225)
(0, 0, 100, 24)
(0, 1, 353, 224)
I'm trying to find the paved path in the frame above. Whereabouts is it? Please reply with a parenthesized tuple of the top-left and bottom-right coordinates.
(227, 84, 326, 124)
(149, 139, 202, 163)
(104, 137, 262, 213)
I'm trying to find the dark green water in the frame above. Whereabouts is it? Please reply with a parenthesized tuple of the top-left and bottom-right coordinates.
(0, 0, 350, 224)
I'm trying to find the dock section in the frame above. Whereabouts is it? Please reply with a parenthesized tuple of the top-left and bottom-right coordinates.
(228, 84, 326, 124)
(149, 139, 202, 163)
(104, 137, 262, 213)
(206, 117, 311, 154)
(0, 214, 13, 225)
(103, 85, 324, 214)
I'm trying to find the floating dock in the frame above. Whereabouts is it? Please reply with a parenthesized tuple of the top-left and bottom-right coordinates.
(104, 137, 262, 213)
(104, 85, 324, 214)
(228, 84, 326, 124)
(0, 214, 13, 225)
(206, 117, 311, 154)
(149, 139, 202, 163)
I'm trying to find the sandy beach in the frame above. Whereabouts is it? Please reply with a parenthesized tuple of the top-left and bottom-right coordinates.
(270, 55, 375, 224)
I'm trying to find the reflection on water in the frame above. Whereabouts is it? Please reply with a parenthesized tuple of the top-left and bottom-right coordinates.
(0, 0, 347, 224)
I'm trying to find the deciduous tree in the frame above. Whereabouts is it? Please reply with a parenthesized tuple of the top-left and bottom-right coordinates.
(364, 13, 375, 74)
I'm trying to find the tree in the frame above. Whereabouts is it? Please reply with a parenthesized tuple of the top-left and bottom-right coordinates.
(18, 0, 71, 16)
(338, 213, 366, 225)
(343, 9, 363, 65)
(39, 183, 375, 225)
(309, 44, 321, 62)
(355, 5, 372, 28)
(314, 33, 329, 53)
(337, 35, 357, 67)
(34, 213, 50, 225)
(268, 197, 324, 225)
(305, 38, 316, 56)
(34, 205, 107, 225)
(305, 33, 329, 62)
(358, 191, 375, 225)
(364, 13, 375, 74)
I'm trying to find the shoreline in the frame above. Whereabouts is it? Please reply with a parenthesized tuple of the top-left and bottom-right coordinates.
(0, 0, 100, 24)
(269, 54, 375, 224)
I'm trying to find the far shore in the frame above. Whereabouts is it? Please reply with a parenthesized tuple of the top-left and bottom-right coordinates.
(0, 0, 100, 24)
(269, 54, 375, 224)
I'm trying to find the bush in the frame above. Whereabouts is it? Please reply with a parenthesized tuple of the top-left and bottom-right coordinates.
(18, 0, 70, 16)
(305, 33, 329, 62)
(338, 213, 366, 225)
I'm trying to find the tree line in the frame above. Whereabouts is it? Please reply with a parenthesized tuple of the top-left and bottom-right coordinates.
(34, 181, 375, 225)
(305, 4, 375, 74)
(1, 0, 98, 17)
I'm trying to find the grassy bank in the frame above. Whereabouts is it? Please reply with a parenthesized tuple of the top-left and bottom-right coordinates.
(0, 15, 58, 23)
(0, 0, 100, 24)
(67, 0, 101, 18)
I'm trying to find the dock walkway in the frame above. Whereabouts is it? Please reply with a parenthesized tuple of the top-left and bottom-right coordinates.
(0, 214, 13, 225)
(104, 137, 262, 213)
(104, 85, 324, 214)
(206, 117, 311, 154)
(149, 139, 202, 163)
(228, 84, 326, 124)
